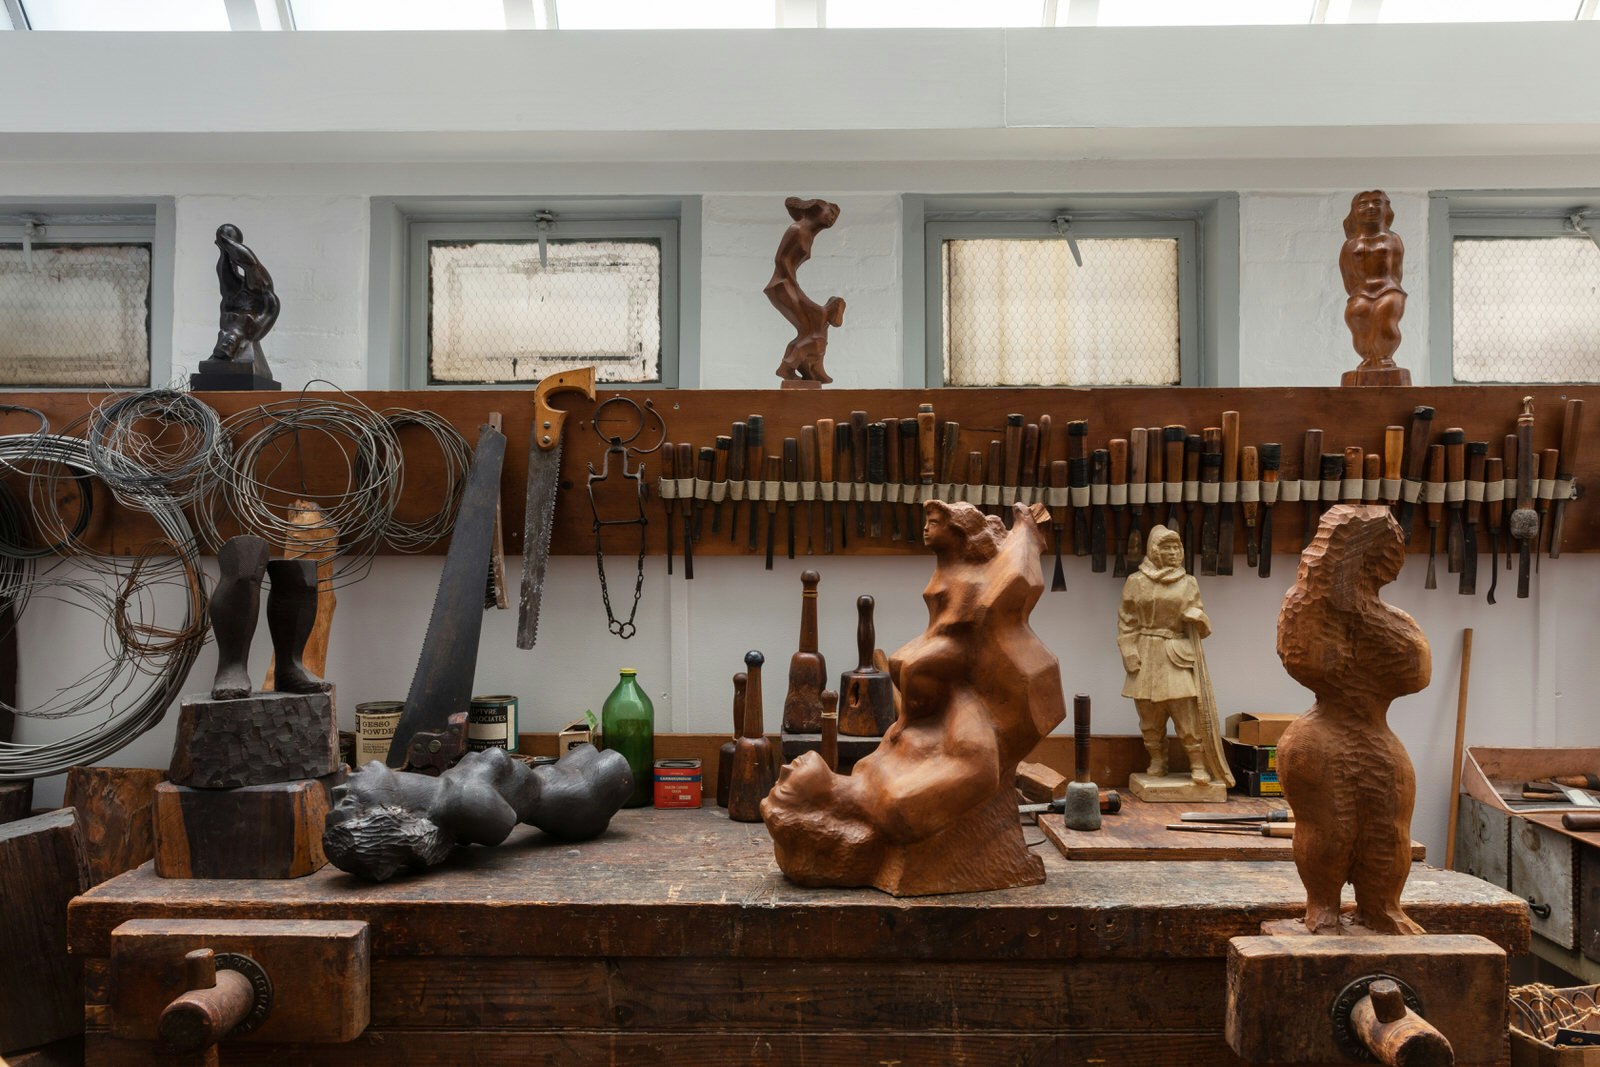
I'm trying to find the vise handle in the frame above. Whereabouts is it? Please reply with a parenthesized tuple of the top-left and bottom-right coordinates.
(159, 949, 268, 1053)
(1347, 978, 1454, 1067)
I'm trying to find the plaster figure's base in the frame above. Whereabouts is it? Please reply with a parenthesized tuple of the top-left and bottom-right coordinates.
(1128, 772, 1227, 804)
(1340, 365, 1411, 387)
(779, 379, 823, 390)
(190, 357, 280, 392)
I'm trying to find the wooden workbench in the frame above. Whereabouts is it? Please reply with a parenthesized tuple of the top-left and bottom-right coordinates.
(72, 805, 1529, 1066)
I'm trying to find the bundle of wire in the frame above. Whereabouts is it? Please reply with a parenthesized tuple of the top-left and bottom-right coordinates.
(378, 408, 471, 552)
(85, 388, 228, 509)
(0, 430, 206, 779)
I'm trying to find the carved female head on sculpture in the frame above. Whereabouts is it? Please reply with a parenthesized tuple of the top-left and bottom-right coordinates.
(1297, 505, 1406, 610)
(785, 196, 841, 228)
(923, 500, 1003, 562)
(1344, 190, 1394, 238)
(1146, 525, 1184, 570)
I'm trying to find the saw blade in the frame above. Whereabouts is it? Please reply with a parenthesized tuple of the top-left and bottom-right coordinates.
(389, 425, 506, 765)
(517, 437, 563, 648)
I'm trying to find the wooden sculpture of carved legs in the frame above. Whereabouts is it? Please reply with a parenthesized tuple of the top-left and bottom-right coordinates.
(1276, 504, 1431, 935)
(762, 500, 1067, 896)
(209, 535, 270, 700)
(264, 559, 333, 696)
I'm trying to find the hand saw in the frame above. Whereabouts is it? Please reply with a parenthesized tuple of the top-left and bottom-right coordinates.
(388, 424, 507, 766)
(517, 367, 597, 648)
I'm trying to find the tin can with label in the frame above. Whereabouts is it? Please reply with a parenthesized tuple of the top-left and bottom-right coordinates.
(354, 701, 404, 768)
(653, 758, 703, 809)
(468, 694, 519, 752)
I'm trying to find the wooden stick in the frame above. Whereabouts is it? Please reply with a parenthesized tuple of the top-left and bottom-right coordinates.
(1444, 627, 1473, 870)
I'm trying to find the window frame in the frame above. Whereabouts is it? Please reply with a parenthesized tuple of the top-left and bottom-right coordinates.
(0, 201, 172, 390)
(1429, 190, 1600, 385)
(904, 194, 1238, 388)
(372, 197, 697, 390)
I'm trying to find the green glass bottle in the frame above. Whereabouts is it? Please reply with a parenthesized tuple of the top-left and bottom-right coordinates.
(601, 668, 655, 808)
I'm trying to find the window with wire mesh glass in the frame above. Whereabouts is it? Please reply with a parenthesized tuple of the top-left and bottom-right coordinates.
(426, 237, 663, 385)
(0, 243, 151, 388)
(929, 218, 1195, 387)
(1452, 229, 1600, 383)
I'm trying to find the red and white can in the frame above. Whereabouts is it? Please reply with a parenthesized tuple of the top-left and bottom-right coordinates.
(653, 758, 702, 809)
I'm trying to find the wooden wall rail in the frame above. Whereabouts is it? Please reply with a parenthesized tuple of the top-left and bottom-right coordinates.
(3, 385, 1594, 557)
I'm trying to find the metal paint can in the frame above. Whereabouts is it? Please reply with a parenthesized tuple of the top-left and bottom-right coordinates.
(468, 694, 520, 752)
(354, 701, 404, 768)
(653, 758, 703, 809)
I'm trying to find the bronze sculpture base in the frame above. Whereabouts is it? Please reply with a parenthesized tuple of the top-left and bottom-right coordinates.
(190, 356, 280, 392)
(1341, 365, 1412, 387)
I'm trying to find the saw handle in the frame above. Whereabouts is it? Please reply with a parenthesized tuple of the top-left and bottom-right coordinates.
(532, 366, 597, 452)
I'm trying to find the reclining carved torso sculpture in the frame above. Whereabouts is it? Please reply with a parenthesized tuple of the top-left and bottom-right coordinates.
(1277, 504, 1431, 934)
(763, 500, 1066, 896)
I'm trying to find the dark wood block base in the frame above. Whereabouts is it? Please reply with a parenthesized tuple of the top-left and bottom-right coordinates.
(189, 358, 280, 392)
(0, 779, 34, 824)
(64, 767, 164, 886)
(153, 771, 343, 879)
(169, 689, 338, 788)
(0, 809, 87, 1053)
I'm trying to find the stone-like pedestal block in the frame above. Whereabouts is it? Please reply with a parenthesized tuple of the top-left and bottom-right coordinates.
(154, 771, 343, 879)
(169, 689, 338, 788)
(1127, 771, 1226, 803)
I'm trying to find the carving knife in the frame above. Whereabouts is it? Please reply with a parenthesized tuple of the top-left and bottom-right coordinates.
(834, 420, 853, 551)
(392, 424, 506, 764)
(1218, 411, 1239, 575)
(726, 420, 747, 543)
(799, 426, 818, 555)
(1241, 445, 1260, 569)
(677, 443, 696, 580)
(1184, 433, 1202, 573)
(986, 439, 1005, 519)
(1200, 427, 1221, 575)
(1503, 431, 1518, 572)
(517, 366, 596, 649)
(1257, 443, 1280, 578)
(1300, 429, 1323, 549)
(1163, 425, 1186, 532)
(1068, 420, 1090, 553)
(1536, 447, 1559, 571)
(882, 417, 902, 540)
(660, 437, 677, 577)
(1090, 447, 1109, 573)
(1462, 441, 1486, 596)
(711, 435, 731, 534)
(782, 436, 799, 560)
(867, 421, 888, 539)
(1442, 428, 1465, 573)
(1550, 398, 1583, 558)
(1003, 413, 1025, 527)
(761, 453, 780, 570)
(1049, 459, 1068, 591)
(1399, 406, 1435, 543)
(1513, 401, 1537, 598)
(917, 405, 937, 540)
(1127, 427, 1146, 566)
(745, 415, 766, 553)
(1485, 455, 1503, 604)
(692, 444, 715, 544)
(901, 418, 921, 543)
(1424, 443, 1444, 591)
(1109, 437, 1129, 578)
(850, 410, 869, 538)
(816, 418, 835, 554)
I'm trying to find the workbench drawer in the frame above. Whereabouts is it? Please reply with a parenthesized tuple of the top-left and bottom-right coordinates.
(1457, 795, 1511, 889)
(1581, 845, 1600, 965)
(1512, 818, 1579, 950)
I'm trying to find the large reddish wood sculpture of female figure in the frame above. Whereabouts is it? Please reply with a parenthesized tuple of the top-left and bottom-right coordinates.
(763, 499, 1066, 895)
(1339, 190, 1411, 386)
(1276, 504, 1431, 934)
(765, 196, 845, 387)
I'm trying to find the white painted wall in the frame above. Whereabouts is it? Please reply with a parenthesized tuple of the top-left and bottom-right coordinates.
(4, 25, 1600, 864)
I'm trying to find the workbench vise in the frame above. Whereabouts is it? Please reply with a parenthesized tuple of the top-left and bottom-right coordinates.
(1225, 933, 1507, 1065)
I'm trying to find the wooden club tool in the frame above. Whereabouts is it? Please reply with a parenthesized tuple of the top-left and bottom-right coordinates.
(717, 672, 746, 808)
(1062, 694, 1101, 831)
(819, 689, 839, 773)
(1241, 444, 1260, 569)
(1485, 455, 1504, 604)
(727, 651, 777, 823)
(816, 417, 835, 554)
(1550, 397, 1583, 558)
(782, 570, 827, 734)
(1424, 442, 1444, 590)
(1218, 410, 1239, 575)
(1257, 443, 1280, 578)
(838, 594, 894, 736)
(1513, 398, 1537, 598)
(1461, 441, 1486, 596)
(1049, 459, 1069, 592)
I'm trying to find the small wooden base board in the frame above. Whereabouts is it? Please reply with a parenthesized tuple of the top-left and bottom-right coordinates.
(1036, 794, 1426, 863)
(1128, 772, 1227, 803)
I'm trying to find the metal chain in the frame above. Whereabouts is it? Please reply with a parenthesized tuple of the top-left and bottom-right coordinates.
(594, 525, 646, 640)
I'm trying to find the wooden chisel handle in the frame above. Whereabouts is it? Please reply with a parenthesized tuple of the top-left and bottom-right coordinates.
(1036, 413, 1053, 486)
(1302, 429, 1324, 502)
(1465, 442, 1486, 522)
(1485, 456, 1504, 528)
(1558, 398, 1584, 482)
(1383, 424, 1404, 503)
(1539, 448, 1559, 517)
(986, 440, 1005, 515)
(1128, 428, 1147, 505)
(1020, 423, 1040, 490)
(918, 407, 937, 482)
(1004, 414, 1025, 489)
(800, 426, 817, 481)
(1241, 445, 1259, 526)
(816, 418, 834, 482)
(882, 417, 901, 490)
(1344, 446, 1364, 502)
(1405, 407, 1435, 482)
(851, 411, 869, 483)
(1362, 453, 1381, 503)
(1445, 428, 1465, 487)
(939, 422, 961, 485)
(1221, 410, 1240, 486)
(966, 451, 985, 501)
(1426, 444, 1445, 526)
(1068, 420, 1088, 461)
(1516, 402, 1536, 512)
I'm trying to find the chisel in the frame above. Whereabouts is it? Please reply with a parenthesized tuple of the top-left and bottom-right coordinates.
(1145, 425, 1165, 548)
(917, 405, 938, 541)
(1536, 447, 1559, 570)
(1163, 425, 1186, 532)
(1363, 453, 1381, 505)
(661, 439, 678, 576)
(850, 410, 869, 538)
(1003, 413, 1025, 527)
(1343, 446, 1365, 506)
(1424, 442, 1444, 590)
(1513, 400, 1537, 598)
(693, 445, 715, 543)
(799, 425, 818, 555)
(832, 420, 852, 551)
(1241, 445, 1260, 569)
(1503, 432, 1518, 572)
(1300, 429, 1324, 548)
(1069, 420, 1090, 554)
(1219, 411, 1239, 575)
(1383, 424, 1404, 514)
(678, 443, 697, 579)
(762, 454, 780, 570)
(1165, 823, 1295, 838)
(1399, 406, 1435, 542)
(1443, 428, 1466, 573)
(882, 417, 902, 541)
(1550, 398, 1583, 558)
(1258, 443, 1280, 578)
(1485, 455, 1504, 604)
(782, 436, 799, 561)
(1090, 447, 1109, 573)
(1179, 809, 1293, 823)
(1184, 433, 1202, 573)
(901, 418, 921, 543)
(712, 435, 731, 534)
(1110, 437, 1130, 578)
(1037, 414, 1054, 490)
(727, 420, 747, 544)
(1049, 459, 1068, 592)
(1200, 427, 1222, 575)
(986, 439, 1005, 519)
(812, 415, 838, 550)
(745, 415, 766, 552)
(939, 420, 962, 505)
(867, 421, 888, 539)
(1127, 427, 1147, 566)
(1020, 422, 1040, 532)
(1461, 440, 1486, 596)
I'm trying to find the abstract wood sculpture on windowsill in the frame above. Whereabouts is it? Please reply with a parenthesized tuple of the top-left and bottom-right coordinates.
(1339, 190, 1411, 387)
(766, 196, 845, 388)
(1276, 504, 1432, 934)
(762, 499, 1067, 896)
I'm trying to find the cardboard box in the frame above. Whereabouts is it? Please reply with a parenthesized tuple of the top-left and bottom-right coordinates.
(557, 718, 594, 757)
(1226, 712, 1299, 747)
